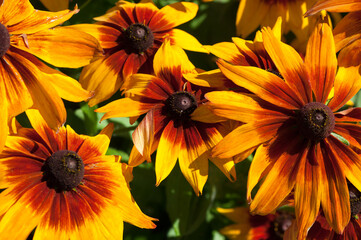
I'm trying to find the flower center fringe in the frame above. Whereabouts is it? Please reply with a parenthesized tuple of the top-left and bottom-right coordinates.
(42, 150, 85, 192)
(164, 91, 198, 119)
(125, 23, 154, 53)
(0, 23, 10, 58)
(297, 102, 335, 142)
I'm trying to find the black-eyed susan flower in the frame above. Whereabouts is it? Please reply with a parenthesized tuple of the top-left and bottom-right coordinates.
(218, 207, 295, 240)
(0, 0, 102, 151)
(96, 40, 235, 195)
(72, 0, 208, 107)
(206, 15, 361, 238)
(236, 0, 318, 50)
(0, 109, 156, 239)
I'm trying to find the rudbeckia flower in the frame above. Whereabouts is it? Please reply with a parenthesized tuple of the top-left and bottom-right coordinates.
(96, 40, 235, 195)
(72, 0, 208, 107)
(0, 109, 156, 239)
(218, 207, 294, 240)
(0, 0, 102, 151)
(206, 16, 361, 238)
(236, 0, 318, 50)
(39, 0, 69, 11)
(305, 0, 361, 53)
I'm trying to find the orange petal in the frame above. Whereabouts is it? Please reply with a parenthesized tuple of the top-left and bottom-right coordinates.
(333, 12, 361, 52)
(8, 7, 78, 34)
(0, 77, 8, 152)
(305, 0, 361, 16)
(320, 137, 351, 233)
(69, 24, 120, 50)
(183, 69, 230, 89)
(328, 41, 361, 111)
(178, 125, 209, 195)
(79, 53, 125, 107)
(205, 91, 288, 123)
(191, 104, 225, 123)
(250, 138, 307, 215)
(169, 29, 208, 53)
(205, 41, 241, 64)
(155, 121, 182, 186)
(212, 118, 286, 159)
(15, 27, 103, 68)
(150, 2, 198, 32)
(154, 38, 195, 78)
(0, 0, 34, 26)
(262, 27, 312, 105)
(0, 55, 33, 118)
(210, 157, 236, 182)
(217, 59, 303, 109)
(305, 15, 337, 103)
(96, 98, 154, 121)
(9, 50, 66, 131)
(294, 144, 321, 240)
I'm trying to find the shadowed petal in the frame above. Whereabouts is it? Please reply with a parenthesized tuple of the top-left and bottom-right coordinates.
(132, 109, 155, 161)
(305, 0, 361, 16)
(333, 12, 361, 51)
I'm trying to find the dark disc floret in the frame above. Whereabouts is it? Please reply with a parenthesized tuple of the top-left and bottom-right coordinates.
(272, 211, 294, 239)
(297, 102, 335, 142)
(42, 150, 85, 192)
(124, 23, 154, 53)
(0, 23, 10, 58)
(164, 91, 198, 119)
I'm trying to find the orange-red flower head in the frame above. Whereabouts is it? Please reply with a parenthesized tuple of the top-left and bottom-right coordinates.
(0, 109, 156, 239)
(74, 0, 208, 106)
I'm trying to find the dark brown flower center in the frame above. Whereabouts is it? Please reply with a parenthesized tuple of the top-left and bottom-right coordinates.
(42, 150, 84, 192)
(164, 91, 198, 119)
(297, 102, 335, 142)
(349, 184, 361, 216)
(124, 23, 154, 54)
(0, 23, 10, 58)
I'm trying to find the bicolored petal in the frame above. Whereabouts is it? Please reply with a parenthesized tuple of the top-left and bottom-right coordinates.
(0, 73, 8, 152)
(217, 59, 303, 109)
(8, 7, 78, 35)
(155, 121, 182, 186)
(294, 143, 321, 240)
(14, 27, 103, 68)
(154, 38, 195, 79)
(250, 137, 307, 215)
(150, 2, 198, 32)
(80, 53, 125, 107)
(178, 125, 209, 195)
(69, 24, 120, 50)
(319, 138, 351, 233)
(169, 29, 208, 53)
(212, 118, 288, 159)
(0, 55, 32, 118)
(305, 15, 337, 103)
(333, 12, 361, 52)
(183, 69, 230, 89)
(9, 50, 66, 131)
(305, 0, 361, 16)
(96, 98, 154, 121)
(262, 27, 312, 105)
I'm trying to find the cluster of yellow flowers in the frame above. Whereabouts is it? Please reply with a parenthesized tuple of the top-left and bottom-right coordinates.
(0, 0, 360, 239)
